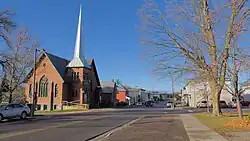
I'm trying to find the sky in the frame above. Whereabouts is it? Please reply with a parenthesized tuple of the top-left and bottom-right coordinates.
(0, 0, 183, 92)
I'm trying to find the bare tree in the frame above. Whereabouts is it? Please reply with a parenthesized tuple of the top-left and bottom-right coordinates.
(1, 29, 38, 103)
(138, 0, 249, 116)
(224, 37, 250, 119)
(0, 9, 15, 103)
(0, 9, 15, 76)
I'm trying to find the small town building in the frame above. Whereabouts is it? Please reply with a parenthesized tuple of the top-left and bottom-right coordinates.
(182, 79, 233, 107)
(24, 6, 101, 110)
(116, 84, 127, 103)
(100, 81, 117, 107)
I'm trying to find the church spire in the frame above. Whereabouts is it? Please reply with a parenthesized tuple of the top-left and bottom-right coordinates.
(67, 4, 90, 68)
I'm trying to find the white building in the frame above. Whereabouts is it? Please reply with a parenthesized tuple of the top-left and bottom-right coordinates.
(127, 88, 147, 105)
(183, 79, 233, 107)
(141, 90, 150, 103)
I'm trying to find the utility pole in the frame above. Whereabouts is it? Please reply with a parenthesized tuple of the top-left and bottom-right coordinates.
(31, 47, 43, 117)
(31, 47, 37, 117)
(172, 76, 175, 110)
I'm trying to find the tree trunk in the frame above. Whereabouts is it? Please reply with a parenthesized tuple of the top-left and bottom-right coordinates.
(8, 91, 12, 103)
(236, 94, 243, 119)
(210, 80, 221, 116)
(206, 95, 210, 113)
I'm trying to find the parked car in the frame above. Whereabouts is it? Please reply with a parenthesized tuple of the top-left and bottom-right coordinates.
(0, 103, 31, 122)
(136, 102, 143, 107)
(145, 101, 153, 107)
(166, 101, 176, 108)
(196, 101, 208, 108)
(228, 101, 237, 108)
(220, 101, 228, 108)
(241, 101, 250, 107)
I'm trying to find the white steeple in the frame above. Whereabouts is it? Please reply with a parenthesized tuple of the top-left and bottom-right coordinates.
(67, 4, 90, 68)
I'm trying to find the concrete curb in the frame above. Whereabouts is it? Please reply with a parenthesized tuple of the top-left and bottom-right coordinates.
(86, 116, 145, 141)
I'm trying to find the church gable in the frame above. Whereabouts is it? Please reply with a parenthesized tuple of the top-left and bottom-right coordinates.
(25, 52, 65, 83)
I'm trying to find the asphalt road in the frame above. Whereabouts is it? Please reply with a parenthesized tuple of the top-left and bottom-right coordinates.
(106, 115, 190, 141)
(0, 102, 205, 141)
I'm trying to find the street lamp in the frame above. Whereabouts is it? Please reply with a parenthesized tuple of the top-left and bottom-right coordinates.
(31, 47, 44, 117)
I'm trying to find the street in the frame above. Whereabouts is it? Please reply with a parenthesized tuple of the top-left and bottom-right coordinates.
(1, 100, 249, 141)
(0, 101, 195, 141)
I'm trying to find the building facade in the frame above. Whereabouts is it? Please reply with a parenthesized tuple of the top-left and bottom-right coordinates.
(183, 79, 233, 107)
(24, 6, 101, 110)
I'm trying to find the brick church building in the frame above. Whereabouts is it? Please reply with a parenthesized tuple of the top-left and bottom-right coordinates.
(24, 6, 101, 110)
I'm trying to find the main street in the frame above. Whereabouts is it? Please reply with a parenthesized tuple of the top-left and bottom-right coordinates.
(0, 102, 196, 141)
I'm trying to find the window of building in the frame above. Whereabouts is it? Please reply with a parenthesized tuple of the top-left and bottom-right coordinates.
(39, 76, 48, 97)
(54, 105, 57, 110)
(84, 73, 88, 81)
(55, 84, 58, 97)
(29, 84, 32, 98)
(72, 72, 78, 80)
(43, 105, 48, 110)
(51, 82, 54, 97)
(77, 72, 79, 79)
(84, 88, 88, 94)
(37, 104, 41, 110)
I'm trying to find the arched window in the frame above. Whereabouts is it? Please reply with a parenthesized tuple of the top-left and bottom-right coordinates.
(55, 84, 58, 97)
(76, 72, 79, 79)
(39, 76, 48, 97)
(51, 82, 54, 96)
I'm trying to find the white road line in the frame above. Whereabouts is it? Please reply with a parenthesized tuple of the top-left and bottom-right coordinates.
(88, 116, 145, 141)
(188, 110, 193, 112)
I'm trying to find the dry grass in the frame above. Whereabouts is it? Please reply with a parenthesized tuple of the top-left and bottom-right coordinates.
(194, 112, 250, 135)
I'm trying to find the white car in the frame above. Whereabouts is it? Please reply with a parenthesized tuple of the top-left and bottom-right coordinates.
(0, 103, 31, 121)
(166, 101, 175, 108)
(196, 101, 208, 108)
(136, 102, 143, 106)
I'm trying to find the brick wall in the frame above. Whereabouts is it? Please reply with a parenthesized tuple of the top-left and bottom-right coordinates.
(25, 55, 64, 110)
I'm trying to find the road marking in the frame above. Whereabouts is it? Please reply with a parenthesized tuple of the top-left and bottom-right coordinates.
(188, 110, 193, 112)
(0, 116, 108, 140)
(87, 116, 145, 141)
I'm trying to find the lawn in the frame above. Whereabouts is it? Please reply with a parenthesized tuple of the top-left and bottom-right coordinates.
(193, 112, 250, 136)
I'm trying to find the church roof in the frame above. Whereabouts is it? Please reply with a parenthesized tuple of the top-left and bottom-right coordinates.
(100, 81, 116, 93)
(46, 52, 70, 79)
(24, 51, 96, 84)
(46, 52, 94, 80)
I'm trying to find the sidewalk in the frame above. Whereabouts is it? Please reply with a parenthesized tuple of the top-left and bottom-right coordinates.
(180, 114, 227, 141)
(105, 115, 190, 141)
